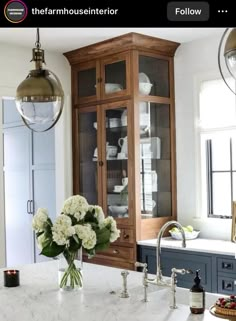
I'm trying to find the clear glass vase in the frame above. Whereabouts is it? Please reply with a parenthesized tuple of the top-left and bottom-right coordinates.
(58, 248, 83, 291)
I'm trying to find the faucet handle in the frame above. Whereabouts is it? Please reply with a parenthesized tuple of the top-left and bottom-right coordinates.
(135, 261, 147, 270)
(171, 268, 193, 275)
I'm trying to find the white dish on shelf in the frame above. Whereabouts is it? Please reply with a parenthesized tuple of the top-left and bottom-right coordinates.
(139, 72, 151, 83)
(105, 83, 123, 94)
(109, 205, 128, 216)
(139, 82, 153, 95)
(169, 230, 200, 240)
(113, 185, 125, 193)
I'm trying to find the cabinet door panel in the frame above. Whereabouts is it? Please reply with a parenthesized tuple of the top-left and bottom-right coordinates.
(77, 109, 98, 204)
(3, 127, 33, 266)
(139, 102, 172, 219)
(139, 55, 170, 98)
(74, 61, 99, 105)
(101, 52, 130, 100)
(104, 106, 129, 220)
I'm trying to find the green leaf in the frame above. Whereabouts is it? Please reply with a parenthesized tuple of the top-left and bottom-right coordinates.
(67, 214, 78, 225)
(95, 241, 110, 251)
(36, 231, 44, 238)
(68, 237, 82, 253)
(96, 227, 111, 245)
(40, 242, 65, 257)
(73, 234, 80, 244)
(84, 210, 97, 224)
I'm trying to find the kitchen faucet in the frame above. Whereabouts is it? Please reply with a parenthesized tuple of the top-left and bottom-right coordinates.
(136, 220, 189, 306)
(155, 220, 186, 284)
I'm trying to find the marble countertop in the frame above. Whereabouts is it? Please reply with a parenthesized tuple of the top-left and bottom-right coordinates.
(0, 260, 222, 321)
(137, 237, 236, 256)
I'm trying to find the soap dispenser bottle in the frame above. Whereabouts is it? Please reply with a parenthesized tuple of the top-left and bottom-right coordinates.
(190, 269, 205, 314)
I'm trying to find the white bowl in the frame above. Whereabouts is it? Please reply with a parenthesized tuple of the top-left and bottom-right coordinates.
(139, 82, 153, 95)
(109, 205, 128, 216)
(105, 83, 123, 94)
(169, 230, 200, 240)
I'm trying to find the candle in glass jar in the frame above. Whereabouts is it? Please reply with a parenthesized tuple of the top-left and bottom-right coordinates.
(4, 270, 20, 287)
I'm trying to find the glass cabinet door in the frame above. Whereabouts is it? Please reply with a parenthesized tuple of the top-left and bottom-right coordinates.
(104, 106, 129, 220)
(139, 55, 169, 98)
(101, 53, 130, 99)
(78, 110, 98, 204)
(75, 61, 98, 104)
(139, 101, 171, 218)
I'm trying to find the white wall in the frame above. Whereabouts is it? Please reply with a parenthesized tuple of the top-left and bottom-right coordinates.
(0, 42, 72, 267)
(174, 33, 232, 240)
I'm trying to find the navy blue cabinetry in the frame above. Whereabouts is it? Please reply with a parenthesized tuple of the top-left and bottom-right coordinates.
(138, 245, 236, 294)
(138, 245, 212, 292)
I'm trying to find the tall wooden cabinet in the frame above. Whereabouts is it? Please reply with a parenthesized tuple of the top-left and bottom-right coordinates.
(64, 33, 179, 269)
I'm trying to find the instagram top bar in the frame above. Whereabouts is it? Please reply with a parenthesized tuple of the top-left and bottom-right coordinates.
(1, 0, 234, 27)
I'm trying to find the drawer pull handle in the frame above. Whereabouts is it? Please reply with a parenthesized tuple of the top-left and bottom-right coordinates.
(223, 263, 233, 269)
(123, 233, 129, 239)
(225, 283, 232, 289)
(113, 249, 119, 254)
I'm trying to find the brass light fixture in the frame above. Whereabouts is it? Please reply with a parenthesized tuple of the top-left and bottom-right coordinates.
(218, 28, 236, 95)
(16, 28, 64, 132)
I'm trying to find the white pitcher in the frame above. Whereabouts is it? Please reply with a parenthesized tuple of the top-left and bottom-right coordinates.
(118, 136, 128, 156)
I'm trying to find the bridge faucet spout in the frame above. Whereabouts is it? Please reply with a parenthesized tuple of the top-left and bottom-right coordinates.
(156, 221, 186, 282)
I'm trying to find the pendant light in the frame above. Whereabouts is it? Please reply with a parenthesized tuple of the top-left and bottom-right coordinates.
(16, 28, 64, 132)
(218, 28, 236, 95)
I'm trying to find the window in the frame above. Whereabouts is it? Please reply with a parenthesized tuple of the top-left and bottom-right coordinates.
(199, 78, 236, 218)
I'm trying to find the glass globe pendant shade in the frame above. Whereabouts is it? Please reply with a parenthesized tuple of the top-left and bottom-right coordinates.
(218, 28, 236, 95)
(16, 29, 64, 132)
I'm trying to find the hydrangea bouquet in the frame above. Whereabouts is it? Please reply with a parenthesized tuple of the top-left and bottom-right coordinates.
(32, 195, 120, 290)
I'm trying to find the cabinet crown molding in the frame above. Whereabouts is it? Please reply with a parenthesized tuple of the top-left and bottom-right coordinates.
(64, 32, 180, 65)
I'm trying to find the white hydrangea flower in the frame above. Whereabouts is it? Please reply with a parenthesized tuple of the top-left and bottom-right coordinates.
(52, 231, 67, 246)
(82, 229, 96, 249)
(74, 224, 91, 239)
(52, 214, 75, 245)
(100, 216, 120, 242)
(89, 205, 105, 224)
(74, 224, 97, 249)
(32, 208, 49, 231)
(62, 195, 89, 221)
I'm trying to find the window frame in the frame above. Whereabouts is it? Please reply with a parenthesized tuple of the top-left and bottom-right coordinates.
(198, 76, 236, 219)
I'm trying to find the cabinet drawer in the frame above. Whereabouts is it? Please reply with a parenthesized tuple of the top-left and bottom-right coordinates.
(218, 274, 236, 294)
(97, 245, 134, 261)
(115, 228, 134, 244)
(88, 257, 134, 270)
(98, 245, 134, 261)
(217, 258, 236, 274)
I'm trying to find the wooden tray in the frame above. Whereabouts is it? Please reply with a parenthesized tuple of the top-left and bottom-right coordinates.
(209, 306, 236, 321)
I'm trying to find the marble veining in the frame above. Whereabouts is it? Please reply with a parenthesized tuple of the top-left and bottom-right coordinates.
(137, 237, 236, 256)
(0, 261, 219, 321)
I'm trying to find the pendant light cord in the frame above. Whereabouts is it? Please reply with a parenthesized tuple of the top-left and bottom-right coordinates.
(35, 28, 41, 49)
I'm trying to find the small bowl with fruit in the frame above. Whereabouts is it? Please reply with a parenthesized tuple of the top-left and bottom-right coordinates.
(169, 225, 200, 240)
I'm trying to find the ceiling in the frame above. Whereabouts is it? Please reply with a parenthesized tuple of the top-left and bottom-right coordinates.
(0, 28, 224, 53)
